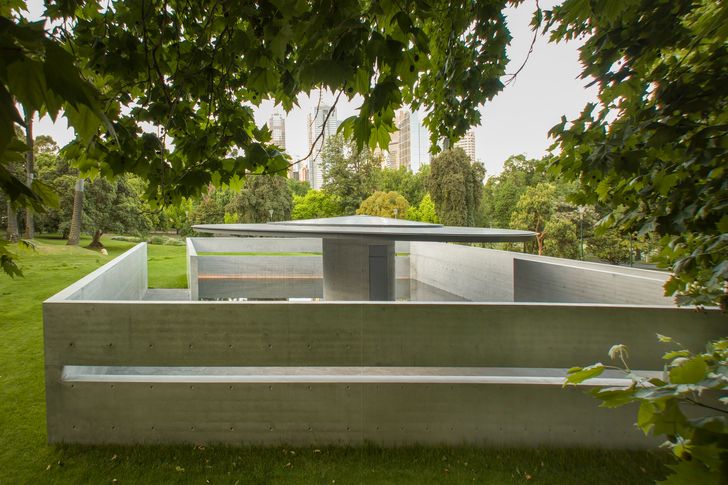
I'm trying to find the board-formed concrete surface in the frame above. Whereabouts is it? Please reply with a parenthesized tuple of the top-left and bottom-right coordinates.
(410, 242, 672, 305)
(46, 242, 148, 301)
(513, 258, 672, 305)
(44, 298, 726, 446)
(187, 237, 410, 300)
(44, 241, 724, 447)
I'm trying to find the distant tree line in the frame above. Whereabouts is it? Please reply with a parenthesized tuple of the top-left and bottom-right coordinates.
(2, 133, 654, 265)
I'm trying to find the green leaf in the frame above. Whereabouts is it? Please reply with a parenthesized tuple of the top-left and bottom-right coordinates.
(0, 83, 24, 155)
(659, 460, 717, 485)
(591, 387, 636, 408)
(65, 104, 102, 142)
(637, 401, 655, 434)
(663, 350, 691, 360)
(669, 357, 709, 385)
(6, 59, 47, 111)
(564, 363, 605, 387)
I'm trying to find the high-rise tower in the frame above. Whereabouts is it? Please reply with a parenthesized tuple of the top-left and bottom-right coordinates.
(454, 128, 476, 162)
(306, 104, 338, 189)
(267, 111, 286, 149)
(391, 109, 430, 171)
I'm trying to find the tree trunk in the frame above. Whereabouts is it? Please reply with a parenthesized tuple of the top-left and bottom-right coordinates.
(536, 232, 544, 256)
(67, 178, 84, 245)
(87, 229, 105, 250)
(6, 202, 19, 242)
(24, 112, 34, 239)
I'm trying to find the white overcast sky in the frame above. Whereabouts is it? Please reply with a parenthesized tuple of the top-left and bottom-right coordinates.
(27, 0, 596, 176)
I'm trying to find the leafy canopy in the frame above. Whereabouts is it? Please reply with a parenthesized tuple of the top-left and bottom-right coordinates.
(428, 147, 485, 226)
(546, 0, 728, 307)
(356, 191, 409, 219)
(4, 0, 512, 206)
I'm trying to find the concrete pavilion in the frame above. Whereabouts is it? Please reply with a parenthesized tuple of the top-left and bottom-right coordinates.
(193, 215, 537, 301)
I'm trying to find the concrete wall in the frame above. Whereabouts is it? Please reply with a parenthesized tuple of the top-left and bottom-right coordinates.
(410, 243, 515, 301)
(46, 243, 148, 301)
(190, 237, 410, 254)
(187, 238, 409, 301)
(189, 237, 323, 253)
(44, 300, 726, 446)
(410, 242, 673, 305)
(514, 258, 672, 305)
(186, 238, 199, 300)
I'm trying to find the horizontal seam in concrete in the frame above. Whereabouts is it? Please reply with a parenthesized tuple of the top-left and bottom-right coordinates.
(62, 365, 659, 387)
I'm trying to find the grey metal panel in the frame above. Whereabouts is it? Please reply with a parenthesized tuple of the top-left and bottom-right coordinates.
(513, 258, 673, 305)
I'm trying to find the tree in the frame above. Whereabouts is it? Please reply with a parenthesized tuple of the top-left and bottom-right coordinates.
(321, 135, 381, 215)
(428, 147, 485, 226)
(377, 166, 428, 207)
(189, 187, 233, 226)
(22, 111, 34, 239)
(2, 0, 513, 274)
(48, 0, 510, 204)
(292, 190, 343, 220)
(85, 177, 153, 249)
(356, 191, 409, 219)
(66, 179, 84, 246)
(547, 0, 727, 307)
(407, 193, 439, 223)
(547, 1, 728, 480)
(224, 175, 292, 223)
(542, 212, 578, 259)
(588, 227, 631, 265)
(510, 183, 556, 255)
(481, 155, 543, 228)
(5, 203, 19, 242)
(287, 179, 311, 197)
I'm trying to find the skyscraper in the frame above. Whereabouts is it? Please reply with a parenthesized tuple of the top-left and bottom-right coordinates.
(392, 109, 430, 171)
(387, 128, 400, 169)
(454, 128, 476, 162)
(267, 111, 290, 177)
(306, 104, 338, 189)
(267, 111, 286, 149)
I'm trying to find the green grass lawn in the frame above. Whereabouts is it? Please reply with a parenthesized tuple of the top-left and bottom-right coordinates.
(0, 235, 670, 484)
